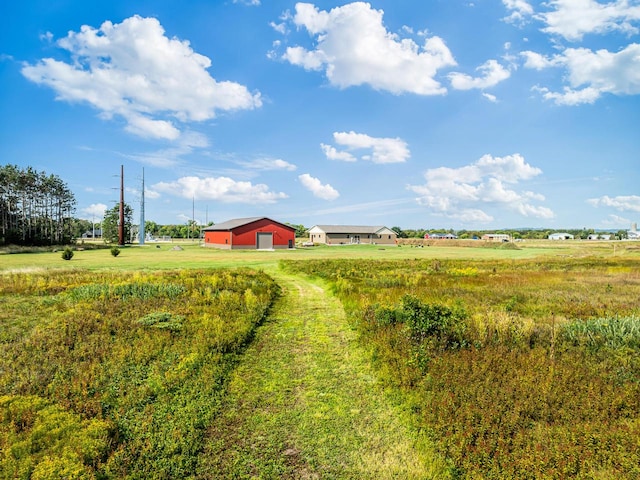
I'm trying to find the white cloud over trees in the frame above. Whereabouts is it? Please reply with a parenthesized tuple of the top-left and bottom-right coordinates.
(80, 203, 108, 220)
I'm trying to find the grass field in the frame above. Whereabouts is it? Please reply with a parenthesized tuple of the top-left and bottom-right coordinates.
(1, 240, 639, 478)
(2, 238, 638, 273)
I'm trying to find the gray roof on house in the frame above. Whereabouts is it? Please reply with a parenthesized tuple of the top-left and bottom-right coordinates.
(310, 225, 395, 235)
(203, 217, 293, 232)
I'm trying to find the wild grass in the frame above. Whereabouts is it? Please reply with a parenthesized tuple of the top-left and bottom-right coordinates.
(2, 241, 640, 478)
(0, 268, 280, 478)
(282, 256, 640, 479)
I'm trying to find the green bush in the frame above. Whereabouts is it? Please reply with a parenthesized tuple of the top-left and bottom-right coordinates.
(61, 248, 74, 261)
(137, 312, 185, 332)
(110, 246, 120, 257)
(400, 294, 468, 349)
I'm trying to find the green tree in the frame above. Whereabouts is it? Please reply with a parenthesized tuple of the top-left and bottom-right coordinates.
(391, 226, 408, 238)
(286, 223, 308, 237)
(0, 164, 76, 245)
(144, 220, 159, 237)
(71, 218, 93, 240)
(102, 203, 133, 244)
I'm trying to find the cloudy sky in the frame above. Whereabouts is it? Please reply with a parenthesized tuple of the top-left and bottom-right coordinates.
(1, 0, 639, 230)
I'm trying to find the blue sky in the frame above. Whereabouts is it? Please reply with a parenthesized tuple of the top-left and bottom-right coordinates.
(1, 0, 639, 230)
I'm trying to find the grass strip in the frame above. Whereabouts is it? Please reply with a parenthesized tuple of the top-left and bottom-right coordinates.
(196, 270, 448, 479)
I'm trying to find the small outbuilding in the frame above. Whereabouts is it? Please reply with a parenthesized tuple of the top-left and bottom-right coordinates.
(307, 225, 397, 245)
(588, 234, 612, 240)
(203, 217, 295, 250)
(548, 232, 574, 240)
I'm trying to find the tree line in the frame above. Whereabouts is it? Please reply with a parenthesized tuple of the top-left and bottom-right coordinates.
(0, 164, 76, 246)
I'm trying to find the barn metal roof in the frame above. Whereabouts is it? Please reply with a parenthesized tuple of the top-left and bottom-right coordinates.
(309, 225, 395, 235)
(203, 217, 294, 231)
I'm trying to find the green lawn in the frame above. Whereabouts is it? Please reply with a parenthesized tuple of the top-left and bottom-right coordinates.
(2, 240, 634, 273)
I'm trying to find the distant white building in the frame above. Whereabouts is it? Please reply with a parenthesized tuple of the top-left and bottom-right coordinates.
(549, 233, 574, 240)
(628, 223, 640, 240)
(482, 233, 510, 242)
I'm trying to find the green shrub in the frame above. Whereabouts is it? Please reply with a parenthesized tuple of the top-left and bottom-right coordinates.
(110, 246, 120, 257)
(61, 248, 74, 261)
(400, 294, 468, 349)
(137, 312, 184, 332)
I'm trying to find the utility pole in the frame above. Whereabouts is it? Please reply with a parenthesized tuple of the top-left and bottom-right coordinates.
(139, 167, 145, 245)
(118, 165, 125, 246)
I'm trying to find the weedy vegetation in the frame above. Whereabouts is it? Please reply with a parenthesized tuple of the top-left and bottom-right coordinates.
(282, 256, 640, 479)
(0, 268, 279, 479)
(1, 243, 640, 479)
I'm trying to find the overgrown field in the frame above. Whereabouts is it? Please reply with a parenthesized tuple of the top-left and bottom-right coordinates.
(0, 268, 279, 479)
(282, 257, 640, 479)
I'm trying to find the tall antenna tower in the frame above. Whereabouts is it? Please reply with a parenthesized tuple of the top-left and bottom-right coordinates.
(118, 165, 125, 246)
(139, 167, 145, 245)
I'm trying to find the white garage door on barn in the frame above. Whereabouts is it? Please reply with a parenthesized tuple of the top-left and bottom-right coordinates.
(256, 232, 273, 250)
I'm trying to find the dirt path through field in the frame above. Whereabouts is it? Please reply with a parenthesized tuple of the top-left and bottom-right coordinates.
(196, 271, 446, 479)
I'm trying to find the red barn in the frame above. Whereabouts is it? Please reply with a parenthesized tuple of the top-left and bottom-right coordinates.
(203, 217, 296, 250)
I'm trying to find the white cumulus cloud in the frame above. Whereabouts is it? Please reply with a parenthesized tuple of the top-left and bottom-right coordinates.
(281, 2, 457, 95)
(321, 144, 357, 162)
(153, 176, 287, 203)
(537, 0, 640, 42)
(523, 43, 640, 104)
(241, 157, 297, 171)
(322, 131, 410, 164)
(588, 195, 640, 212)
(449, 59, 511, 90)
(21, 15, 262, 140)
(407, 153, 553, 222)
(80, 203, 108, 220)
(299, 173, 340, 200)
(502, 0, 535, 24)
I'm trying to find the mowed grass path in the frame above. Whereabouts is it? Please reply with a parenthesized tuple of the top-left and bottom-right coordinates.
(196, 270, 447, 479)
